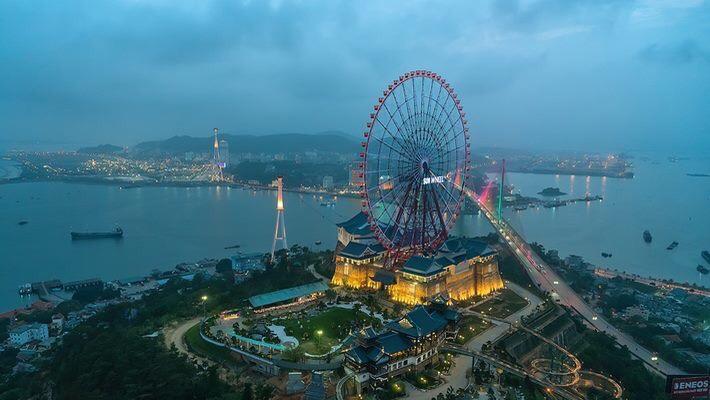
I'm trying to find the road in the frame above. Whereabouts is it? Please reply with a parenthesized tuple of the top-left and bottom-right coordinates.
(164, 317, 215, 366)
(468, 190, 685, 376)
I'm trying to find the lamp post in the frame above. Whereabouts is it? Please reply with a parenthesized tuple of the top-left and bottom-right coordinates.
(201, 295, 208, 327)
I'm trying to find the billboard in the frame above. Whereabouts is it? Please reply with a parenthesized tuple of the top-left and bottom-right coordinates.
(666, 375, 709, 399)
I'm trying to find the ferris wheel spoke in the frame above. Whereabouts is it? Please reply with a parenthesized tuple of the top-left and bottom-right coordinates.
(389, 88, 414, 139)
(426, 82, 445, 135)
(399, 83, 418, 142)
(428, 184, 450, 240)
(380, 102, 420, 159)
(369, 129, 415, 161)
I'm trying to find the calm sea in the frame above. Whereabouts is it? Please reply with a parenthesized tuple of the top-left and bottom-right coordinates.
(0, 154, 707, 310)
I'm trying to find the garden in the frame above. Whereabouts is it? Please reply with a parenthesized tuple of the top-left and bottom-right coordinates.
(471, 288, 528, 318)
(278, 306, 382, 355)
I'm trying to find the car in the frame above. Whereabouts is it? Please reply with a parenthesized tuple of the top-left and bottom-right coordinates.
(553, 280, 559, 285)
(592, 315, 598, 321)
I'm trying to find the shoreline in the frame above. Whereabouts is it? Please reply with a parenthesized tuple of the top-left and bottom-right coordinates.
(594, 267, 709, 295)
(0, 175, 361, 198)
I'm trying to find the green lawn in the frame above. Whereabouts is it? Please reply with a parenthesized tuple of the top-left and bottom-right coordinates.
(279, 307, 380, 355)
(472, 288, 528, 318)
(184, 324, 235, 365)
(454, 315, 492, 344)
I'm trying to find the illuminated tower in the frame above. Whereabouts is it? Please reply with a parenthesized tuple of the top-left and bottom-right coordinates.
(497, 159, 505, 222)
(271, 176, 287, 262)
(212, 128, 223, 181)
(213, 127, 220, 162)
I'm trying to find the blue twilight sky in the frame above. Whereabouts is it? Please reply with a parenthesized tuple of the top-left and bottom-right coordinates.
(0, 0, 709, 153)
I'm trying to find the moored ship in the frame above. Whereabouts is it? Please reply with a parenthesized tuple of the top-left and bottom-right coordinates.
(71, 226, 123, 240)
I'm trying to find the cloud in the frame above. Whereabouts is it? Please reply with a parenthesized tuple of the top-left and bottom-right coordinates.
(639, 40, 710, 64)
(0, 0, 708, 153)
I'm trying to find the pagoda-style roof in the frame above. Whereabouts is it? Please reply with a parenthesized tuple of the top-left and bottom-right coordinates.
(345, 304, 459, 367)
(386, 305, 448, 338)
(338, 241, 386, 260)
(400, 237, 497, 276)
(336, 211, 373, 236)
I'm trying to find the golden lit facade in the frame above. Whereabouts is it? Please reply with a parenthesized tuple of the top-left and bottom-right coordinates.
(387, 248, 503, 305)
(331, 213, 504, 305)
(331, 250, 384, 290)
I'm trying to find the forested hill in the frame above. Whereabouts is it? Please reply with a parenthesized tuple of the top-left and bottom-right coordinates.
(131, 131, 358, 157)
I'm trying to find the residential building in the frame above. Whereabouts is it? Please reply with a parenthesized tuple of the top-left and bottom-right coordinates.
(9, 323, 49, 347)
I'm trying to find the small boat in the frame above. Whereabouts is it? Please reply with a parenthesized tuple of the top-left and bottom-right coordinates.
(702, 250, 710, 264)
(18, 220, 28, 225)
(643, 230, 652, 243)
(71, 226, 123, 240)
(666, 241, 678, 250)
(514, 205, 528, 211)
(601, 252, 612, 258)
(315, 241, 322, 245)
(224, 244, 241, 250)
(697, 265, 709, 275)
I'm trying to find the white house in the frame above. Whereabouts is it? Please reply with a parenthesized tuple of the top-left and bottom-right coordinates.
(9, 323, 49, 347)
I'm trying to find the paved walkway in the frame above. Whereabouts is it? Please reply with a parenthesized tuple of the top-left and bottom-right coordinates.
(401, 354, 471, 400)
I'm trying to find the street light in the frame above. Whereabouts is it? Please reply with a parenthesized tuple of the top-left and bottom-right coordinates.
(201, 295, 208, 326)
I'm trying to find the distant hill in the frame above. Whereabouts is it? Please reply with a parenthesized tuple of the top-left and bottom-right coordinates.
(77, 144, 125, 155)
(131, 132, 359, 156)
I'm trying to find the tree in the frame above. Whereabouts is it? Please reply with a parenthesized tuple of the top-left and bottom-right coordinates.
(242, 382, 254, 400)
(325, 289, 337, 302)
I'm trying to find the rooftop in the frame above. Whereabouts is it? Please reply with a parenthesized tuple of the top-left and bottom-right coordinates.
(336, 211, 374, 236)
(9, 323, 47, 335)
(339, 241, 386, 260)
(248, 281, 329, 308)
(346, 305, 458, 366)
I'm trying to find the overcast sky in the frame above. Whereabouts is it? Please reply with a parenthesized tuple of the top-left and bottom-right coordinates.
(1, 0, 708, 153)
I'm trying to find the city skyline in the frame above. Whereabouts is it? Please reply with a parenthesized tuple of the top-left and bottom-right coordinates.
(1, 0, 709, 153)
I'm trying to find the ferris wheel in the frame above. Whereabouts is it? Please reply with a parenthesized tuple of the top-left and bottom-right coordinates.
(360, 70, 471, 257)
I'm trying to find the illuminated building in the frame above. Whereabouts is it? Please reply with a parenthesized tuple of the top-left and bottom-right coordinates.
(332, 212, 504, 304)
(344, 302, 460, 393)
(271, 176, 287, 261)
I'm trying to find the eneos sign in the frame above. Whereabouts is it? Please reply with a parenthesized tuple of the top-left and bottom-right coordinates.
(667, 375, 710, 399)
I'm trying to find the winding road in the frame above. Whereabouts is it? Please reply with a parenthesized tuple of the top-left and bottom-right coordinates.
(468, 189, 685, 376)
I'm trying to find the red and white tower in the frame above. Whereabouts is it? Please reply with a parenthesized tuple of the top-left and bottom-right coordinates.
(271, 176, 287, 261)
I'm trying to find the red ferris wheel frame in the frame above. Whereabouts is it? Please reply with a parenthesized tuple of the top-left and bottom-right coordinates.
(359, 70, 471, 259)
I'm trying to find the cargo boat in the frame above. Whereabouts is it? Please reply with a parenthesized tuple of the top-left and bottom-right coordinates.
(666, 241, 678, 250)
(71, 226, 123, 240)
(643, 230, 652, 243)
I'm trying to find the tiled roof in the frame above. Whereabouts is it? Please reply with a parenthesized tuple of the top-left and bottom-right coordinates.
(387, 306, 447, 338)
(346, 306, 459, 366)
(338, 241, 386, 260)
(337, 212, 374, 236)
(377, 332, 412, 354)
(402, 256, 444, 276)
(401, 238, 497, 276)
